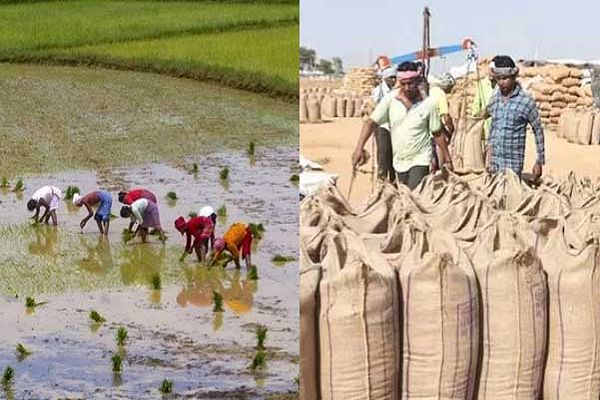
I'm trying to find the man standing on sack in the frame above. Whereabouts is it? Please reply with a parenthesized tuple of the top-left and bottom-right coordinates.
(485, 55, 545, 177)
(352, 61, 452, 190)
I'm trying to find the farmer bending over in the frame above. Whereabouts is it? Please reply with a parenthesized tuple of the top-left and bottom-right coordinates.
(118, 188, 157, 232)
(73, 190, 113, 235)
(210, 223, 253, 269)
(174, 215, 214, 263)
(120, 198, 166, 243)
(27, 185, 62, 226)
(198, 205, 218, 250)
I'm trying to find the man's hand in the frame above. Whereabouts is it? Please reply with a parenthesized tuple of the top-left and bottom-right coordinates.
(532, 162, 543, 177)
(351, 148, 367, 170)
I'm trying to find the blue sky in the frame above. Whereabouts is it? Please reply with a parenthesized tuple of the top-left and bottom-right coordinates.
(300, 0, 600, 70)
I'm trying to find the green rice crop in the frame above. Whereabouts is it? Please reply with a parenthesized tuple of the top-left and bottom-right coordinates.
(247, 140, 255, 156)
(166, 191, 177, 200)
(247, 265, 259, 281)
(64, 185, 80, 200)
(1, 366, 13, 384)
(219, 167, 230, 180)
(188, 211, 197, 218)
(25, 296, 45, 308)
(111, 354, 123, 374)
(271, 254, 295, 263)
(289, 174, 299, 183)
(217, 205, 227, 217)
(256, 325, 267, 350)
(0, 177, 8, 187)
(15, 343, 31, 359)
(159, 379, 173, 394)
(150, 273, 162, 290)
(0, 2, 297, 55)
(12, 179, 24, 192)
(212, 291, 224, 312)
(191, 163, 199, 173)
(116, 327, 128, 346)
(89, 310, 106, 323)
(248, 223, 265, 239)
(31, 26, 298, 97)
(249, 351, 266, 371)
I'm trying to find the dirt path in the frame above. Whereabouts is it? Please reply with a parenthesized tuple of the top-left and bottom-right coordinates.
(300, 117, 600, 205)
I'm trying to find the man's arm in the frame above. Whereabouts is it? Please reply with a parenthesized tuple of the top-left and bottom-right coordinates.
(527, 100, 545, 176)
(433, 130, 452, 166)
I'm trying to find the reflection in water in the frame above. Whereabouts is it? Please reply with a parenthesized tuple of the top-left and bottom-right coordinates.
(2, 384, 15, 400)
(176, 268, 256, 315)
(213, 311, 224, 332)
(28, 225, 59, 259)
(77, 235, 113, 276)
(149, 289, 161, 305)
(119, 244, 166, 286)
(15, 191, 24, 202)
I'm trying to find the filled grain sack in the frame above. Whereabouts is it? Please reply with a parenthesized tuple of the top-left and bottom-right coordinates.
(300, 96, 309, 123)
(336, 97, 346, 118)
(307, 98, 322, 123)
(467, 215, 547, 400)
(565, 110, 581, 143)
(541, 224, 600, 400)
(451, 117, 485, 169)
(321, 96, 335, 118)
(576, 110, 594, 145)
(300, 241, 323, 400)
(562, 77, 581, 87)
(319, 230, 401, 400)
(592, 109, 600, 145)
(395, 225, 479, 399)
(482, 170, 530, 211)
(353, 98, 363, 117)
(345, 97, 355, 118)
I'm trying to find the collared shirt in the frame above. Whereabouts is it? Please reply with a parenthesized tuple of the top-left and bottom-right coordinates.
(488, 84, 545, 175)
(371, 89, 441, 173)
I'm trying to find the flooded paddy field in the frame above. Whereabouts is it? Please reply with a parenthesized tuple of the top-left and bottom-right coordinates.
(0, 65, 298, 399)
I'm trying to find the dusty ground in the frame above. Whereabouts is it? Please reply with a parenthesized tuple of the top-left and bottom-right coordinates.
(300, 117, 600, 205)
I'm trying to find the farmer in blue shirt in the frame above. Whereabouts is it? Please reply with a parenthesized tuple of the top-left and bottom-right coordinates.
(486, 55, 545, 177)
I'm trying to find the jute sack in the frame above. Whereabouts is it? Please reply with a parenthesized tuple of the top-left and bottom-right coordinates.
(345, 97, 355, 118)
(591, 109, 600, 145)
(576, 110, 594, 145)
(300, 241, 323, 400)
(541, 224, 600, 400)
(321, 96, 335, 118)
(467, 215, 547, 400)
(396, 225, 479, 399)
(557, 110, 568, 138)
(562, 77, 581, 87)
(319, 230, 401, 400)
(451, 117, 485, 169)
(336, 97, 346, 118)
(353, 98, 363, 117)
(307, 98, 322, 123)
(300, 96, 308, 123)
(566, 110, 581, 143)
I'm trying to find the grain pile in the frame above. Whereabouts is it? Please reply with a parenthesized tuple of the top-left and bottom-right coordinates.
(342, 67, 378, 96)
(300, 170, 600, 399)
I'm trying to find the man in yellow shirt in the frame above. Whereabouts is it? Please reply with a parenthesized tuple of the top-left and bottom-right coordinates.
(471, 60, 497, 143)
(428, 73, 456, 171)
(210, 223, 253, 269)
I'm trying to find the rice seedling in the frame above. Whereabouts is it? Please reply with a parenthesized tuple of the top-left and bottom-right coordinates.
(217, 205, 227, 217)
(272, 254, 295, 263)
(0, 177, 8, 188)
(289, 174, 299, 183)
(212, 291, 224, 312)
(90, 310, 106, 323)
(12, 179, 24, 192)
(191, 163, 199, 174)
(151, 273, 162, 290)
(16, 343, 31, 359)
(188, 211, 198, 218)
(166, 191, 178, 201)
(2, 366, 13, 384)
(249, 351, 266, 371)
(64, 185, 80, 200)
(247, 140, 255, 156)
(25, 297, 46, 308)
(116, 327, 128, 346)
(256, 325, 267, 350)
(219, 167, 230, 180)
(248, 223, 265, 239)
(247, 265, 259, 281)
(294, 376, 300, 387)
(111, 354, 123, 374)
(159, 379, 173, 394)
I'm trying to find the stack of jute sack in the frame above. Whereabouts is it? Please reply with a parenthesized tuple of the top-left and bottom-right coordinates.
(343, 67, 378, 97)
(300, 88, 374, 123)
(448, 63, 595, 133)
(557, 107, 600, 145)
(300, 169, 600, 400)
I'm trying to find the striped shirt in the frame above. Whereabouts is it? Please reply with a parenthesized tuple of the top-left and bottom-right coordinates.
(488, 84, 545, 174)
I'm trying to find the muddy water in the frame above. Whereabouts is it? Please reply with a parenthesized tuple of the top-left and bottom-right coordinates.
(0, 147, 299, 399)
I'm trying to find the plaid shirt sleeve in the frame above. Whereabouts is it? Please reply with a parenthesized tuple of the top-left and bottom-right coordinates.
(526, 99, 545, 165)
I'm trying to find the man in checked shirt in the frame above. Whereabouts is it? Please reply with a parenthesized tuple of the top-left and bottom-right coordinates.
(485, 55, 545, 178)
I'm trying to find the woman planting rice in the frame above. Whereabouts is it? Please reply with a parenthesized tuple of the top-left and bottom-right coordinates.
(210, 222, 253, 269)
(27, 185, 63, 226)
(120, 198, 166, 243)
(118, 188, 158, 232)
(174, 214, 214, 263)
(72, 190, 113, 235)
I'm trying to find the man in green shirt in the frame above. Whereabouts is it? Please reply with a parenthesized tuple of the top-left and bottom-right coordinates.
(352, 62, 451, 190)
